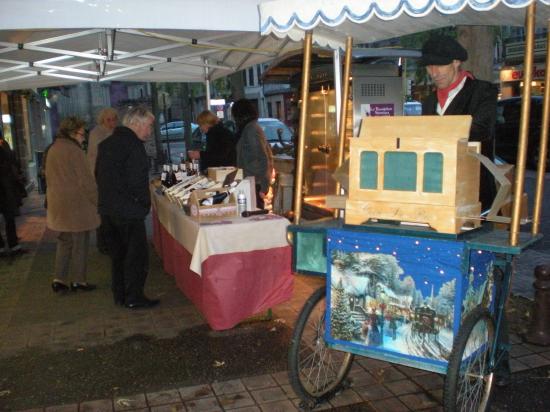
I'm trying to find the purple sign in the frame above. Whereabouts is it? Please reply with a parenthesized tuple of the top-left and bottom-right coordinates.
(362, 103, 395, 117)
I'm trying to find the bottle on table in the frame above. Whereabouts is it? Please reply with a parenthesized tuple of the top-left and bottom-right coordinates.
(200, 191, 230, 206)
(237, 192, 247, 216)
(173, 164, 183, 184)
(161, 164, 170, 187)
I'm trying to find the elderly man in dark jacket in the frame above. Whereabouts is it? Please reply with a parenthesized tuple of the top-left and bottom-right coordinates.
(420, 35, 498, 211)
(96, 106, 158, 309)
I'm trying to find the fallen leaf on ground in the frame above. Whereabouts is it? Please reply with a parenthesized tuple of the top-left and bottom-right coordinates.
(116, 398, 132, 407)
(213, 360, 225, 367)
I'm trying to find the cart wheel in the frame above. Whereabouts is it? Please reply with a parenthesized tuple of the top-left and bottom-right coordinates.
(288, 286, 355, 408)
(444, 307, 496, 412)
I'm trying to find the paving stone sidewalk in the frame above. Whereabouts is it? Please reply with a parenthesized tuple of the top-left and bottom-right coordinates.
(2, 191, 550, 412)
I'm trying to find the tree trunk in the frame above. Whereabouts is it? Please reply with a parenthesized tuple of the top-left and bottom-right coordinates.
(457, 26, 495, 82)
(180, 83, 194, 153)
(150, 83, 164, 168)
(229, 72, 245, 102)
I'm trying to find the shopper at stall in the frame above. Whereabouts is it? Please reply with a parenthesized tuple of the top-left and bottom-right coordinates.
(420, 35, 497, 211)
(187, 110, 236, 172)
(0, 132, 26, 257)
(96, 105, 158, 309)
(231, 99, 273, 209)
(87, 107, 119, 175)
(87, 107, 119, 255)
(45, 117, 99, 292)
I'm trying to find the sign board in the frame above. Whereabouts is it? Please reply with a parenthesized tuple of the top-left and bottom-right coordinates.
(500, 64, 546, 82)
(361, 103, 395, 117)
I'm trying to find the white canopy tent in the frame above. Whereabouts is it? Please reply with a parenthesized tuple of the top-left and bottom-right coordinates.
(260, 0, 550, 48)
(0, 0, 301, 92)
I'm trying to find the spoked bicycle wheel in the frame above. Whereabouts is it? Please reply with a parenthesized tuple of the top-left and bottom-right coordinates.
(444, 306, 496, 412)
(288, 286, 355, 409)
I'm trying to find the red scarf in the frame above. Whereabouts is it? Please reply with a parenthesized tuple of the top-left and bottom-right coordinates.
(436, 70, 474, 108)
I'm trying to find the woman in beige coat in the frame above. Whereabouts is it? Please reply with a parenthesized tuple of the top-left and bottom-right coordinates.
(46, 117, 100, 292)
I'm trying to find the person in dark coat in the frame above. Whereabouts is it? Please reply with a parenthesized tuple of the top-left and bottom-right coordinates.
(421, 35, 509, 386)
(187, 110, 236, 172)
(231, 99, 274, 209)
(420, 35, 498, 211)
(96, 106, 158, 309)
(0, 134, 25, 256)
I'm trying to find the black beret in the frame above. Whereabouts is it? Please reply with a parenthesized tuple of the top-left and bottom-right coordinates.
(420, 35, 468, 66)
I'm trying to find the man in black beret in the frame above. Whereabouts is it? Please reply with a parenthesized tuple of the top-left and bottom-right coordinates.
(421, 35, 497, 212)
(422, 35, 510, 387)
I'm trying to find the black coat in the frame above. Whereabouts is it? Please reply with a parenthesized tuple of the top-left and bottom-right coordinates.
(200, 122, 237, 171)
(0, 139, 21, 214)
(422, 78, 498, 210)
(96, 126, 151, 220)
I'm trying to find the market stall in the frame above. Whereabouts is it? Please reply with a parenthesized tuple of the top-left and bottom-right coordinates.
(150, 185, 293, 330)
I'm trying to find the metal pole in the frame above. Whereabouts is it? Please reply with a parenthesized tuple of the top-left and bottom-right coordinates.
(333, 49, 342, 131)
(510, 2, 535, 246)
(293, 31, 313, 224)
(532, 20, 550, 235)
(204, 58, 211, 110)
(333, 36, 353, 217)
(163, 94, 171, 164)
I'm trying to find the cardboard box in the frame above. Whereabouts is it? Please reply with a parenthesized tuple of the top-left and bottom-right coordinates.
(207, 167, 243, 183)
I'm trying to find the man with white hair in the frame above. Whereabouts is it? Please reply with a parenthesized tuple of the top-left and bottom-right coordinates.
(96, 105, 159, 309)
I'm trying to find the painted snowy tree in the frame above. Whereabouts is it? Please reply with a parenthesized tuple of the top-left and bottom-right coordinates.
(331, 279, 355, 341)
(433, 279, 456, 327)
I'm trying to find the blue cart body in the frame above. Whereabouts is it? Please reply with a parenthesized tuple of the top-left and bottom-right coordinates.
(325, 228, 495, 374)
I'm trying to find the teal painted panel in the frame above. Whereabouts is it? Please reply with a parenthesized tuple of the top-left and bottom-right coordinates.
(384, 152, 417, 191)
(360, 151, 378, 189)
(295, 231, 327, 274)
(423, 152, 443, 193)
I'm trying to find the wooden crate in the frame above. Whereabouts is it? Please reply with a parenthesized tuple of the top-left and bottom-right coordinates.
(207, 167, 243, 183)
(188, 189, 238, 222)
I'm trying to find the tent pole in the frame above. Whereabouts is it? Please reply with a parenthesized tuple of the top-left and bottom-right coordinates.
(333, 36, 353, 218)
(336, 36, 353, 169)
(510, 2, 535, 246)
(204, 58, 211, 110)
(532, 20, 550, 235)
(293, 31, 312, 224)
(333, 49, 342, 131)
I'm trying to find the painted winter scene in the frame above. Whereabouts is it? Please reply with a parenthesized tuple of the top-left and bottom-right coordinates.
(326, 231, 495, 363)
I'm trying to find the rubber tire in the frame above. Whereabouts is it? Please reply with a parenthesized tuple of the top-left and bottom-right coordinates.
(444, 307, 496, 412)
(288, 286, 355, 409)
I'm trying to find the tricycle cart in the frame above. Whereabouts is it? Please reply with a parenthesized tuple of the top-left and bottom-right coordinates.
(258, 2, 550, 411)
(287, 220, 540, 411)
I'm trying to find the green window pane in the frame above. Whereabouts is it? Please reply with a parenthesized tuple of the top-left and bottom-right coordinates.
(360, 151, 378, 189)
(295, 232, 326, 274)
(423, 152, 443, 193)
(384, 152, 417, 191)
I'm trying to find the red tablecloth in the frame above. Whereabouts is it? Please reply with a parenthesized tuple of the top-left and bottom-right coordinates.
(151, 195, 293, 330)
